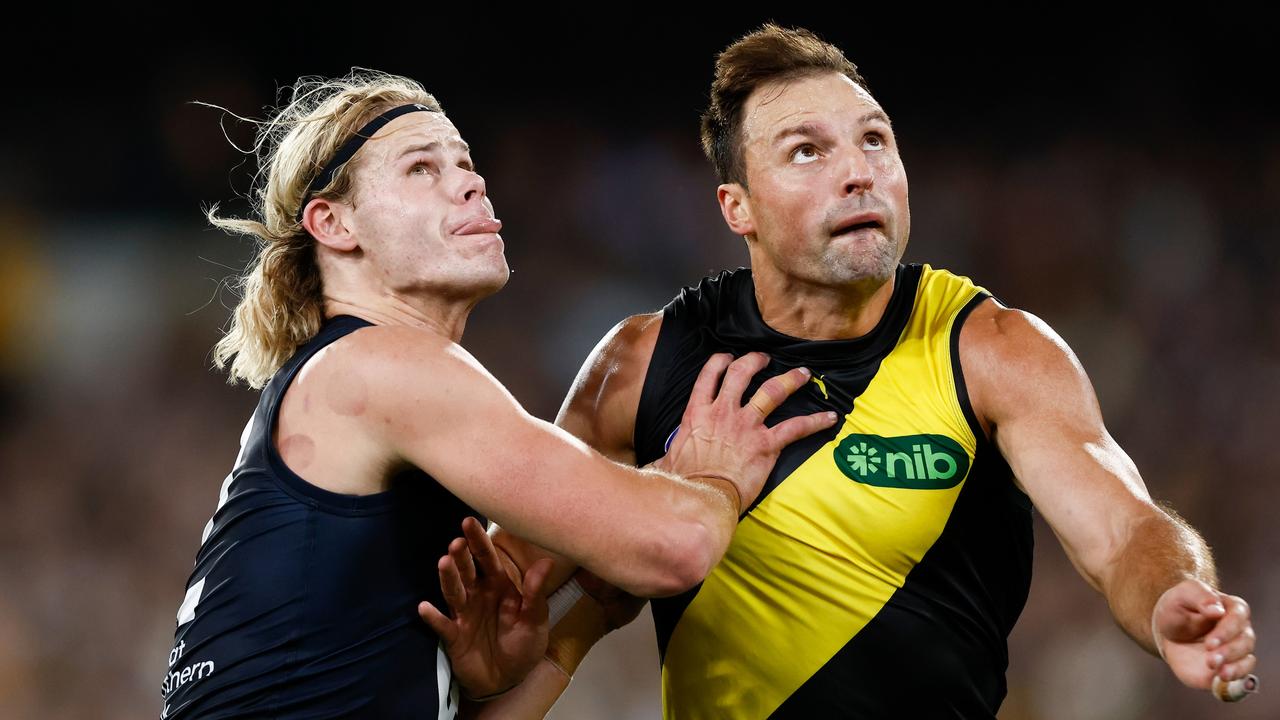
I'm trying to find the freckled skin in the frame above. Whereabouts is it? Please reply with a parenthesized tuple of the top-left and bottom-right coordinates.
(339, 113, 508, 304)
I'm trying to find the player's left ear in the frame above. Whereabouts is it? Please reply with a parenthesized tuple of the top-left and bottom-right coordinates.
(717, 183, 755, 238)
(304, 198, 359, 252)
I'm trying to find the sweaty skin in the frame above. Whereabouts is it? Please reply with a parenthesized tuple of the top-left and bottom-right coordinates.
(454, 70, 1255, 718)
(261, 106, 840, 700)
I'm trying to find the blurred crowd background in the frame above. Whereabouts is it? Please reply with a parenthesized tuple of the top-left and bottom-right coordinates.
(0, 14, 1275, 720)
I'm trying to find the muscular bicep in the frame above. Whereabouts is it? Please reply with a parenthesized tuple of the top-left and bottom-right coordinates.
(356, 326, 666, 575)
(962, 303, 1159, 591)
(555, 312, 662, 463)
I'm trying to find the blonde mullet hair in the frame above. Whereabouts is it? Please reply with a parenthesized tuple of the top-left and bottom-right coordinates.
(208, 69, 442, 388)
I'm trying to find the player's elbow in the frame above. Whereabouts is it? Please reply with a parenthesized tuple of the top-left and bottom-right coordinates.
(658, 521, 724, 596)
(626, 522, 720, 598)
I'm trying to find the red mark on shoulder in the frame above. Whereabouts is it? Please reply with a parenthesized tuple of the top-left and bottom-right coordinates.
(279, 434, 316, 472)
(327, 375, 368, 417)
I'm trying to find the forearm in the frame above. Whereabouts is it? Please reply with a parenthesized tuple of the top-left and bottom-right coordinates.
(630, 466, 740, 589)
(465, 428, 739, 598)
(529, 463, 739, 598)
(1104, 504, 1217, 654)
(460, 660, 571, 720)
(488, 461, 738, 600)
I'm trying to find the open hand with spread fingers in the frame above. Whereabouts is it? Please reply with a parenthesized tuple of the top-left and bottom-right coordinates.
(654, 352, 838, 511)
(418, 517, 554, 700)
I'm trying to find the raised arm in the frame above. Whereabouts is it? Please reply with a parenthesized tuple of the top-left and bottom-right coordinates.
(961, 300, 1257, 691)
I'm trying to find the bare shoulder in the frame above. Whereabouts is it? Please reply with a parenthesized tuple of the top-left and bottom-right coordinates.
(959, 300, 1080, 374)
(306, 323, 514, 429)
(321, 323, 502, 389)
(273, 324, 488, 494)
(556, 312, 663, 460)
(572, 312, 664, 394)
(959, 300, 1099, 433)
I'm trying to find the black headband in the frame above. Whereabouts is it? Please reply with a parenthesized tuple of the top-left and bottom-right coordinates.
(296, 103, 437, 222)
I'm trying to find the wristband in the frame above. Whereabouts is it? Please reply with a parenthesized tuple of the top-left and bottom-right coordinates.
(548, 578, 585, 626)
(545, 595, 608, 677)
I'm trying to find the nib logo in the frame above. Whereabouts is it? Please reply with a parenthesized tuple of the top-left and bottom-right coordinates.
(844, 441, 882, 476)
(834, 434, 968, 489)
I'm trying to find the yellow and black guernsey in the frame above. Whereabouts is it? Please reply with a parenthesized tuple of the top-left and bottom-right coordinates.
(634, 264, 1033, 719)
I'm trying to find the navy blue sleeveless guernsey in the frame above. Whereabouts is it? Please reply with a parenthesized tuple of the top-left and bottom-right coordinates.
(162, 316, 478, 719)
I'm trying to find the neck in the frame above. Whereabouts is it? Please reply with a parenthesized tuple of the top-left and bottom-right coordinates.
(316, 248, 486, 342)
(323, 292, 476, 343)
(750, 264, 897, 341)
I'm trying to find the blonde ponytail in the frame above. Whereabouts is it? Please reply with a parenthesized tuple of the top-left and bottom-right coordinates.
(207, 69, 441, 388)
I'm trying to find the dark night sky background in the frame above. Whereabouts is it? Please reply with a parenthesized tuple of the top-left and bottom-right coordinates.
(5, 14, 1276, 218)
(1, 13, 1276, 720)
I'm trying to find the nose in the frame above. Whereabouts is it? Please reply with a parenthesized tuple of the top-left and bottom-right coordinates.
(455, 168, 486, 204)
(841, 148, 874, 196)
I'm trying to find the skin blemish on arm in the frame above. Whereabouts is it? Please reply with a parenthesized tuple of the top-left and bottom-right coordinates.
(279, 434, 317, 472)
(327, 374, 369, 417)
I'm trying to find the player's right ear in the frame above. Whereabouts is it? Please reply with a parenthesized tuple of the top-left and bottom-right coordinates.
(302, 198, 358, 252)
(717, 183, 755, 238)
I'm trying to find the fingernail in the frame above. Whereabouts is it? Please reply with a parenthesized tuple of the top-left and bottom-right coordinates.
(1210, 603, 1225, 613)
(827, 412, 838, 422)
(799, 367, 812, 378)
(1214, 654, 1225, 667)
(1207, 637, 1221, 650)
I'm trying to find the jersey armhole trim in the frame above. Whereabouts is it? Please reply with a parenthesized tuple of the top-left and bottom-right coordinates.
(949, 291, 991, 448)
(633, 307, 681, 459)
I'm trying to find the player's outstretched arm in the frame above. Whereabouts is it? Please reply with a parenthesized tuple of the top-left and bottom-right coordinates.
(354, 323, 834, 599)
(961, 300, 1258, 696)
